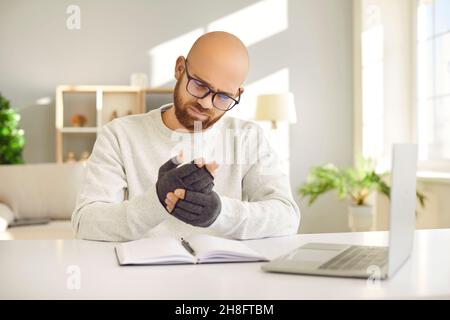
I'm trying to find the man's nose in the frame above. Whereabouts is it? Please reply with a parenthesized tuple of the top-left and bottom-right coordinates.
(197, 93, 214, 110)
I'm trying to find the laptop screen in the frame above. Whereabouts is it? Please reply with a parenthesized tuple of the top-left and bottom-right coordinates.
(387, 144, 418, 277)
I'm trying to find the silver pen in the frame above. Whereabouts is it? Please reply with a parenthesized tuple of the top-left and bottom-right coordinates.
(181, 237, 196, 256)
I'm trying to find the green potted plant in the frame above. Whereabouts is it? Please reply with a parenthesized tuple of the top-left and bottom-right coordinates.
(0, 93, 25, 164)
(298, 155, 426, 231)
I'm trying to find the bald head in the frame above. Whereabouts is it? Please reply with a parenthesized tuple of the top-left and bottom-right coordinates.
(185, 31, 249, 92)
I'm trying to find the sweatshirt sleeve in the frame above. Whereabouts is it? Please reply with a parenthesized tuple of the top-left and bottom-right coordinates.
(71, 123, 167, 242)
(208, 125, 301, 240)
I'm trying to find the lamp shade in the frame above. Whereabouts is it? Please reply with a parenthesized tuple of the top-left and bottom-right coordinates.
(255, 93, 297, 124)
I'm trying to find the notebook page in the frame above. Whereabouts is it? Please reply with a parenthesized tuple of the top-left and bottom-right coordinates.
(116, 235, 195, 265)
(186, 234, 267, 263)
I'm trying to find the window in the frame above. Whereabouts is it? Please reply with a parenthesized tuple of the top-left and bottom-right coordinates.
(356, 0, 413, 173)
(361, 5, 384, 164)
(416, 0, 450, 170)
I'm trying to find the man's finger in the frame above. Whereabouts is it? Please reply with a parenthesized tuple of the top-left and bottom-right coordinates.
(205, 161, 219, 177)
(193, 158, 205, 167)
(166, 191, 174, 199)
(167, 203, 175, 213)
(165, 196, 177, 209)
(174, 188, 186, 200)
(167, 192, 180, 204)
(177, 150, 184, 163)
(165, 193, 178, 213)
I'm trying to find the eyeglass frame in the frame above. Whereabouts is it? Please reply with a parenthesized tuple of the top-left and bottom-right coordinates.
(183, 59, 241, 111)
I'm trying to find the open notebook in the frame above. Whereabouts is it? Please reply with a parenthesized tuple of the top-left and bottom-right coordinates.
(115, 234, 268, 265)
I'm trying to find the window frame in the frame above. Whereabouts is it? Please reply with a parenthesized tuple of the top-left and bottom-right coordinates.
(413, 0, 450, 174)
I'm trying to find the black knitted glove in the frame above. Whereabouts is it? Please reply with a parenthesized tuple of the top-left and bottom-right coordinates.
(172, 190, 222, 227)
(156, 157, 215, 211)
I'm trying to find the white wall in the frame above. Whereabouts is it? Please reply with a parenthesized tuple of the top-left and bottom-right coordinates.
(289, 0, 354, 233)
(0, 0, 355, 233)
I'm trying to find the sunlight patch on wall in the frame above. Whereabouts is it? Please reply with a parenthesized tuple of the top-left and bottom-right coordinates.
(147, 28, 204, 87)
(147, 0, 288, 88)
(207, 0, 288, 47)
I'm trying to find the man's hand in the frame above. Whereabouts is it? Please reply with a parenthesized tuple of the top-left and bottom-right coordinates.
(156, 155, 218, 212)
(165, 188, 222, 227)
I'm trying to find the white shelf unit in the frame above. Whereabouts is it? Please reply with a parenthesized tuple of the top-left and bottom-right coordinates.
(55, 85, 140, 163)
(55, 85, 173, 163)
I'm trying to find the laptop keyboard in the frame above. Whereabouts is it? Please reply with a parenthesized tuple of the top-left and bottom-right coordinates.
(318, 246, 388, 271)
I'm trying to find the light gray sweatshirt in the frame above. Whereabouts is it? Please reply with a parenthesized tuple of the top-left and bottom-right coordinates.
(72, 104, 300, 241)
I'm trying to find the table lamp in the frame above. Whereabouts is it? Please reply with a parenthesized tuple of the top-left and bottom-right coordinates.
(255, 93, 297, 129)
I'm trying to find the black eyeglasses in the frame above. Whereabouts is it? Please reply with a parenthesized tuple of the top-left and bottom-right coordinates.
(184, 60, 240, 111)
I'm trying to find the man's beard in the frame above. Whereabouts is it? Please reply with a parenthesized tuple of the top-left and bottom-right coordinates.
(173, 80, 223, 131)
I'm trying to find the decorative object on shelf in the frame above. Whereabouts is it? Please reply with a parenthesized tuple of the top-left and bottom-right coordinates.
(65, 151, 77, 163)
(70, 114, 87, 127)
(110, 110, 118, 121)
(130, 73, 148, 87)
(298, 155, 426, 231)
(79, 151, 90, 161)
(255, 93, 297, 129)
(0, 93, 25, 164)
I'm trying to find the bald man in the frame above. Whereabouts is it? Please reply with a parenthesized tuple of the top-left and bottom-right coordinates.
(72, 31, 300, 241)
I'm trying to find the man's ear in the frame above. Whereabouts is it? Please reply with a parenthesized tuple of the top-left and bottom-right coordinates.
(174, 56, 186, 81)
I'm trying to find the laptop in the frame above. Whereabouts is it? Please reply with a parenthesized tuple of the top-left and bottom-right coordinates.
(262, 144, 418, 280)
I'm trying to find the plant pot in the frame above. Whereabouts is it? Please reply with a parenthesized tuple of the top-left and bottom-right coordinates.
(348, 204, 374, 232)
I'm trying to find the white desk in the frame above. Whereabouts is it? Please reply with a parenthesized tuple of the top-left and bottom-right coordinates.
(1, 229, 449, 299)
